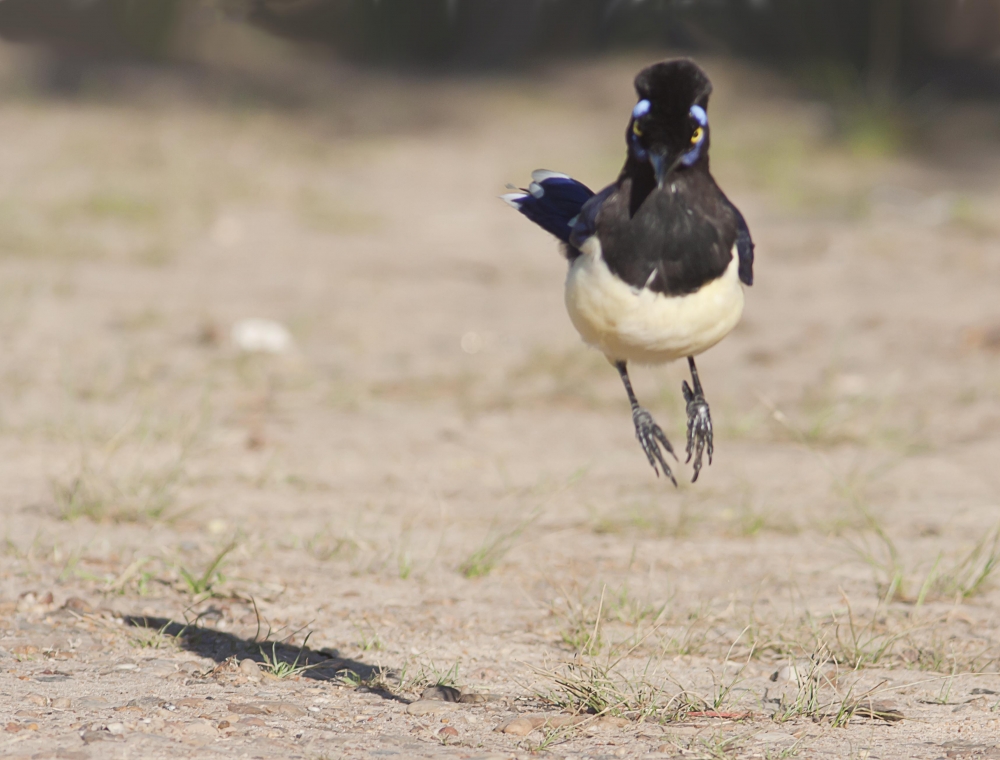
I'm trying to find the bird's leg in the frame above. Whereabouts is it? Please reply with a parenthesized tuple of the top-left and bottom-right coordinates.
(616, 361, 677, 485)
(682, 356, 713, 482)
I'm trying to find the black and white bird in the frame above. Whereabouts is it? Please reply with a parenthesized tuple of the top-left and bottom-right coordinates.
(502, 59, 754, 485)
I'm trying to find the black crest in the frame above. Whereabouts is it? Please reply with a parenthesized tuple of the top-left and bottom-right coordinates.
(633, 59, 712, 120)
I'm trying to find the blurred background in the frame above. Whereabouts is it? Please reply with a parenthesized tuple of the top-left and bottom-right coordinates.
(0, 0, 999, 621)
(1, 0, 999, 91)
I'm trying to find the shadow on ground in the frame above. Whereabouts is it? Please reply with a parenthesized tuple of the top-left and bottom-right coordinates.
(125, 613, 406, 700)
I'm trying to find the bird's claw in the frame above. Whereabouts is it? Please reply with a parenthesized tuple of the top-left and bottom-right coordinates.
(632, 406, 677, 486)
(682, 380, 713, 482)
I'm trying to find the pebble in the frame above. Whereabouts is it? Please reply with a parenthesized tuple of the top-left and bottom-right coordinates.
(177, 698, 205, 709)
(143, 660, 179, 677)
(460, 692, 488, 704)
(770, 665, 800, 684)
(259, 701, 307, 718)
(239, 658, 263, 682)
(81, 729, 122, 744)
(63, 597, 94, 614)
(499, 717, 539, 736)
(52, 697, 72, 709)
(497, 714, 593, 735)
(106, 722, 125, 735)
(184, 719, 218, 736)
(25, 693, 48, 706)
(597, 716, 630, 728)
(227, 703, 266, 715)
(421, 685, 461, 702)
(438, 725, 459, 739)
(129, 696, 165, 709)
(406, 700, 457, 716)
(231, 318, 293, 354)
(76, 698, 110, 710)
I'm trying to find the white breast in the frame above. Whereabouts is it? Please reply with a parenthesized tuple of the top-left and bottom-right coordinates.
(564, 237, 745, 365)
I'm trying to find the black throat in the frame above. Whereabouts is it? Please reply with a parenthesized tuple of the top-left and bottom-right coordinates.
(593, 158, 737, 297)
(621, 154, 657, 218)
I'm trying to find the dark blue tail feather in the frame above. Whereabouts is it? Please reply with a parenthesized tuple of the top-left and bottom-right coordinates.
(502, 170, 594, 244)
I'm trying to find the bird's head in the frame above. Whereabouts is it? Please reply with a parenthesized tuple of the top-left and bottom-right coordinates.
(626, 59, 713, 189)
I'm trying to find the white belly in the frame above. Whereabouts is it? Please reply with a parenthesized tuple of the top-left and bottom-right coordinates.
(564, 237, 745, 365)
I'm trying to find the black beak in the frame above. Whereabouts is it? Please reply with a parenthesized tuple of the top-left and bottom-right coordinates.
(649, 149, 669, 189)
(649, 147, 687, 189)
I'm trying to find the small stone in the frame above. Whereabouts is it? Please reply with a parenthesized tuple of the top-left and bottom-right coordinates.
(142, 660, 178, 677)
(218, 720, 230, 729)
(185, 720, 217, 736)
(459, 692, 487, 704)
(544, 715, 588, 728)
(76, 697, 110, 710)
(438, 725, 459, 740)
(260, 701, 307, 718)
(406, 700, 456, 716)
(421, 685, 461, 702)
(241, 717, 266, 727)
(770, 665, 799, 683)
(177, 698, 205, 709)
(5, 722, 20, 733)
(239, 659, 263, 682)
(227, 702, 266, 715)
(597, 716, 630, 728)
(499, 717, 538, 736)
(134, 696, 165, 709)
(80, 729, 111, 744)
(63, 598, 94, 615)
(52, 697, 72, 709)
(106, 722, 125, 735)
(851, 700, 904, 722)
(25, 693, 48, 707)
(231, 318, 293, 354)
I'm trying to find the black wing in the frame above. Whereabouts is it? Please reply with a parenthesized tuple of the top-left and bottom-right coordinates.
(723, 197, 754, 286)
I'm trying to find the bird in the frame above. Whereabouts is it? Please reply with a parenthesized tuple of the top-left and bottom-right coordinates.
(502, 58, 754, 485)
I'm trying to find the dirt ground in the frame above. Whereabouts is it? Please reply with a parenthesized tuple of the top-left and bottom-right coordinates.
(2, 35, 1000, 760)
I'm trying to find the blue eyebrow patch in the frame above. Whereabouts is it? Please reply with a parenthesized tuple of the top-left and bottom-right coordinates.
(690, 104, 707, 126)
(632, 99, 651, 119)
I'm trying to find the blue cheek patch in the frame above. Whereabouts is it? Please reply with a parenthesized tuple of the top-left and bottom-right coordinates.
(632, 99, 651, 119)
(680, 104, 708, 165)
(680, 142, 703, 166)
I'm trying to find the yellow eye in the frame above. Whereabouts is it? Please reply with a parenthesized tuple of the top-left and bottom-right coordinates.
(632, 121, 643, 137)
(690, 126, 703, 145)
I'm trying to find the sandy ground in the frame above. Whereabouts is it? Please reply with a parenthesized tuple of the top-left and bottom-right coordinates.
(2, 40, 1000, 760)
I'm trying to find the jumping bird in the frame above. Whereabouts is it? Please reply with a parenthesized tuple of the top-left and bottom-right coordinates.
(502, 59, 754, 484)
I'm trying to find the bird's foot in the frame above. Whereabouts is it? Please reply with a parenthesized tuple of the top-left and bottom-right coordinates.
(632, 406, 677, 485)
(682, 381, 713, 482)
